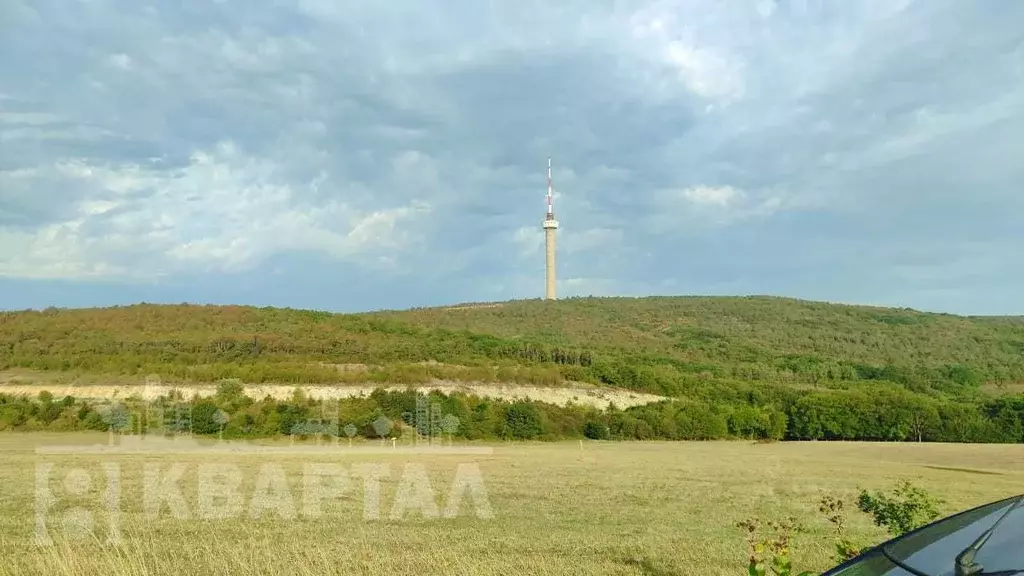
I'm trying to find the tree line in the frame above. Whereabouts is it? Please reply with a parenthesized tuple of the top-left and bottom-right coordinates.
(2, 382, 1022, 443)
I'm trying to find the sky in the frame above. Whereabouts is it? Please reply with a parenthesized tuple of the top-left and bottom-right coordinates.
(1, 0, 1023, 315)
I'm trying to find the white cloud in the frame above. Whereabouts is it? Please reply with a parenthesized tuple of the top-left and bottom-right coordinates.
(682, 185, 742, 206)
(643, 185, 784, 234)
(108, 53, 133, 70)
(664, 42, 745, 100)
(0, 142, 431, 279)
(0, 112, 60, 125)
(756, 0, 777, 18)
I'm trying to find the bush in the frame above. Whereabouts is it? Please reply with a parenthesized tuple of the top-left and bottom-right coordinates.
(583, 420, 610, 440)
(190, 400, 220, 435)
(738, 480, 944, 575)
(819, 495, 864, 563)
(736, 517, 815, 576)
(503, 402, 543, 439)
(856, 480, 943, 537)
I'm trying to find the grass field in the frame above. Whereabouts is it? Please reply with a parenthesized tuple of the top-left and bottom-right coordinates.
(1, 434, 1022, 575)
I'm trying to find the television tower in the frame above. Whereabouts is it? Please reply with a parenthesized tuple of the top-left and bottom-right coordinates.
(543, 157, 559, 300)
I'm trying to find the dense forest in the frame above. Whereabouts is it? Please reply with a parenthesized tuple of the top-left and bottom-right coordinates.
(2, 381, 1022, 443)
(2, 295, 1024, 442)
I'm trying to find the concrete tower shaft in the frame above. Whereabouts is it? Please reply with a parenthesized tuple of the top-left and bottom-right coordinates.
(544, 225, 557, 299)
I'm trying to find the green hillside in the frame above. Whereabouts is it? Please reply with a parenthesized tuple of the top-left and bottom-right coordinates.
(379, 296, 1024, 390)
(2, 295, 1024, 443)
(3, 295, 1023, 395)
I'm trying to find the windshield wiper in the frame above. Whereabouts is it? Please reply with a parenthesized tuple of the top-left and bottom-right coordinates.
(955, 495, 1024, 576)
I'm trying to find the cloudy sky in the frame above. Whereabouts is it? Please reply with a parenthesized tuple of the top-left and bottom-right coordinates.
(2, 0, 1023, 315)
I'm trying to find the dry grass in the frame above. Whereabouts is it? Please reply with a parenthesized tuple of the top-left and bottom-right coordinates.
(1, 434, 1022, 575)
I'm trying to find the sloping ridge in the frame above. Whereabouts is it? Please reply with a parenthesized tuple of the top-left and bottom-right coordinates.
(3, 295, 1024, 398)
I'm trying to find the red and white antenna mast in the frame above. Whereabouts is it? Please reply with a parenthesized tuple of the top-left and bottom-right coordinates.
(546, 157, 554, 219)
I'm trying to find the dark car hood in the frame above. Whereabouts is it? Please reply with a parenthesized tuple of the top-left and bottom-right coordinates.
(825, 494, 1024, 576)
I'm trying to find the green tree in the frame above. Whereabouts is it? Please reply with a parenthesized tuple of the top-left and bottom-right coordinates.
(583, 420, 610, 440)
(190, 400, 220, 435)
(440, 414, 460, 444)
(503, 402, 542, 440)
(100, 402, 130, 444)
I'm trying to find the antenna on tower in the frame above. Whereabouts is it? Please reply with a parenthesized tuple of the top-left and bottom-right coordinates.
(546, 156, 554, 218)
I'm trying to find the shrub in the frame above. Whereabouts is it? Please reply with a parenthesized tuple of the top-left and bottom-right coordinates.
(190, 400, 221, 435)
(503, 402, 542, 439)
(736, 517, 815, 576)
(856, 480, 943, 537)
(583, 420, 610, 440)
(738, 480, 944, 575)
(819, 495, 863, 563)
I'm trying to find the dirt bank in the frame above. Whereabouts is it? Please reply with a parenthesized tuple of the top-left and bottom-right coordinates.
(0, 379, 668, 410)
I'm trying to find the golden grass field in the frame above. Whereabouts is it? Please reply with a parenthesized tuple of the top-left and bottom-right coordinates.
(1, 434, 1022, 575)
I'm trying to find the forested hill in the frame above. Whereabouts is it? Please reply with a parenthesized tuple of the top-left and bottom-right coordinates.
(2, 295, 1024, 398)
